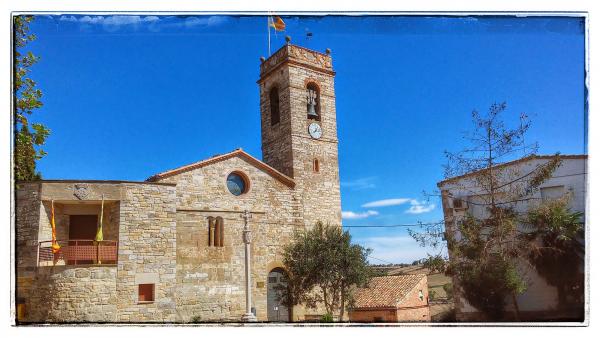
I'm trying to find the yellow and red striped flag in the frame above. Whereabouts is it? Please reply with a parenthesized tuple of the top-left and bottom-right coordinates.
(50, 200, 61, 254)
(270, 16, 285, 31)
(95, 195, 104, 242)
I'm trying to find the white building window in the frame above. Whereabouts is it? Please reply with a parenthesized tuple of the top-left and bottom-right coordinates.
(540, 185, 565, 200)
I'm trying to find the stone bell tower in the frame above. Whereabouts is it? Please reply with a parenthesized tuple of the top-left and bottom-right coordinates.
(258, 41, 342, 228)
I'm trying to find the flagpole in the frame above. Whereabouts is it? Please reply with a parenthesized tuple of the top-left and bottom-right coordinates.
(267, 16, 271, 56)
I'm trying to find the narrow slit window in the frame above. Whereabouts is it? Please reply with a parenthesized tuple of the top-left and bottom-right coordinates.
(313, 159, 320, 173)
(138, 284, 155, 302)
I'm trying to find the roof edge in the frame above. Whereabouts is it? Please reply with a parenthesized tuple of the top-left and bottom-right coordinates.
(437, 154, 588, 187)
(16, 179, 177, 186)
(146, 149, 296, 188)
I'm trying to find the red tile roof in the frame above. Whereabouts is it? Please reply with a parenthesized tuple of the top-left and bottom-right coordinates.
(146, 148, 295, 188)
(353, 274, 426, 309)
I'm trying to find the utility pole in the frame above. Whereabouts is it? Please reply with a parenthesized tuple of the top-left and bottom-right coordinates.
(241, 210, 257, 322)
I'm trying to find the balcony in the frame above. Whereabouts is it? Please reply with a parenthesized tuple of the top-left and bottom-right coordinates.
(38, 239, 118, 266)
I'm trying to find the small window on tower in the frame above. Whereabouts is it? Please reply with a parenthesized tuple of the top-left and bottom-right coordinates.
(270, 87, 280, 126)
(313, 159, 320, 173)
(306, 83, 320, 121)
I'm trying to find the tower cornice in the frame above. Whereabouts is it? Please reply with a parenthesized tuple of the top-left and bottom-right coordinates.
(258, 44, 335, 83)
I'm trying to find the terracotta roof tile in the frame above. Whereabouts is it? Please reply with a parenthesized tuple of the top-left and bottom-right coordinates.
(353, 274, 426, 309)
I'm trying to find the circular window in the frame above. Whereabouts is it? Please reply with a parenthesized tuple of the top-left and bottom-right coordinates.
(226, 172, 248, 196)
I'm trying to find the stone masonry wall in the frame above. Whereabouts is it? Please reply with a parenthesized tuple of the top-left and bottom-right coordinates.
(116, 183, 178, 322)
(288, 63, 342, 228)
(158, 155, 300, 321)
(23, 266, 117, 322)
(260, 65, 294, 178)
(15, 182, 42, 323)
(15, 183, 42, 269)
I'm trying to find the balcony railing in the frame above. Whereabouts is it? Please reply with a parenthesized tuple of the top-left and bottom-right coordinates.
(38, 239, 118, 266)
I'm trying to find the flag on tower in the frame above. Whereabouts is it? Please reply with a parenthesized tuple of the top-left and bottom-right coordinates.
(270, 16, 285, 31)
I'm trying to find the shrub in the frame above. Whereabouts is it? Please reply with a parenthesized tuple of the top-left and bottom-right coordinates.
(443, 283, 454, 300)
(429, 290, 437, 301)
(320, 313, 334, 322)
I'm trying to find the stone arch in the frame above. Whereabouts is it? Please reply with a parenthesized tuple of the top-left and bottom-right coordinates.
(306, 81, 321, 121)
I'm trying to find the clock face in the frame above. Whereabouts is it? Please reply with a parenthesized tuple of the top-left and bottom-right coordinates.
(308, 123, 322, 139)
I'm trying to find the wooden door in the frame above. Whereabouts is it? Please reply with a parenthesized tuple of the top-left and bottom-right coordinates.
(68, 215, 98, 264)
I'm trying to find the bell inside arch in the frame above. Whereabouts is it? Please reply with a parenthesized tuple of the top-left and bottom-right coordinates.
(307, 103, 318, 118)
(307, 88, 319, 118)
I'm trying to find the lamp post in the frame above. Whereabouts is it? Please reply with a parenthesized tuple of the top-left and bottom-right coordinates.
(241, 210, 257, 322)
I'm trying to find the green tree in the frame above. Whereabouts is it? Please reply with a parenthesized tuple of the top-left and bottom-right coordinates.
(411, 102, 563, 320)
(14, 15, 49, 181)
(523, 196, 584, 313)
(422, 254, 448, 274)
(278, 222, 372, 321)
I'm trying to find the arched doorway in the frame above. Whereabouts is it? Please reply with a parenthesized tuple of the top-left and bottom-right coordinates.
(267, 267, 290, 322)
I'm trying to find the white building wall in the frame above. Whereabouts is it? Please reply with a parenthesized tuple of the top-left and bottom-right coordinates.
(439, 156, 586, 317)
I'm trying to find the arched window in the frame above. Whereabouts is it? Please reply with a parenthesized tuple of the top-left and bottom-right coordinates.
(207, 216, 225, 247)
(269, 87, 280, 126)
(306, 83, 320, 121)
(215, 217, 224, 247)
(208, 216, 215, 246)
(313, 159, 320, 173)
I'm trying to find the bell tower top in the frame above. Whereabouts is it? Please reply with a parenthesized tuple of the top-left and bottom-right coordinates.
(258, 43, 335, 82)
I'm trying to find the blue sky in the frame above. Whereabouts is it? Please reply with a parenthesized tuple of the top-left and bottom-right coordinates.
(25, 15, 586, 264)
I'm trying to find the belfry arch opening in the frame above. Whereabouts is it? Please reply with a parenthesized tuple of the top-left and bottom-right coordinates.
(306, 82, 320, 121)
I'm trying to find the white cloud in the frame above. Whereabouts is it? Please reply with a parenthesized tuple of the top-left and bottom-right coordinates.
(341, 210, 379, 220)
(405, 200, 436, 214)
(57, 15, 227, 31)
(341, 176, 377, 190)
(361, 198, 411, 208)
(59, 16, 79, 22)
(360, 197, 436, 214)
(183, 16, 227, 28)
(358, 235, 430, 264)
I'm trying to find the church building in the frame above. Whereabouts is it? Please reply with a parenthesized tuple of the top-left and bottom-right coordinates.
(15, 42, 342, 323)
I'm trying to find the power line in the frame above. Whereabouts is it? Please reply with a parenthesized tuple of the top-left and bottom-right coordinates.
(342, 221, 443, 228)
(367, 255, 396, 265)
